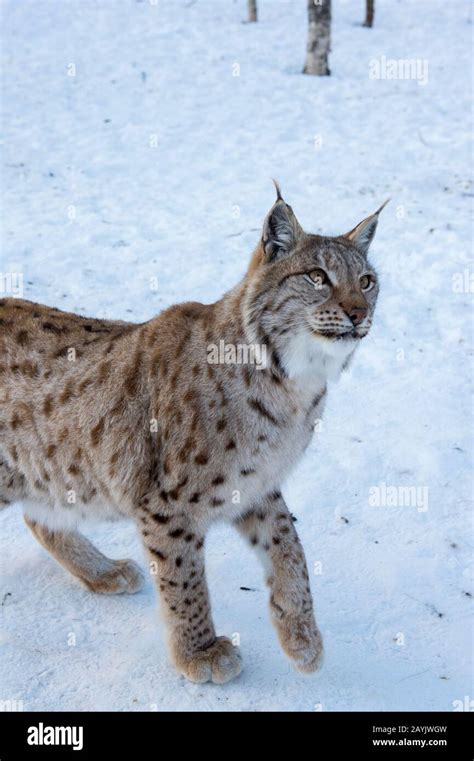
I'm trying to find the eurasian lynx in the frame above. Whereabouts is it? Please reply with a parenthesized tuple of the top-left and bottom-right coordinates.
(0, 185, 386, 683)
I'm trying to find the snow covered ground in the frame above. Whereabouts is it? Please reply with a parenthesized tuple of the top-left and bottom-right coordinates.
(1, 0, 472, 712)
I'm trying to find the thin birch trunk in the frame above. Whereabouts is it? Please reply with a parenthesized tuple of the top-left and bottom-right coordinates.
(303, 0, 331, 76)
(363, 0, 374, 28)
(247, 0, 257, 23)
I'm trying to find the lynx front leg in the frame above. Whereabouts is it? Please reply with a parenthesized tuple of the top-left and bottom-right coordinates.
(139, 510, 242, 684)
(235, 493, 323, 673)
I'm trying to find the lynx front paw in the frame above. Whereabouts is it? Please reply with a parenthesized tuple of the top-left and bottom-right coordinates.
(176, 636, 242, 685)
(82, 559, 145, 595)
(274, 613, 324, 673)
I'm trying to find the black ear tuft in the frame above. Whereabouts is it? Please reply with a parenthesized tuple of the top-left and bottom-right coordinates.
(271, 178, 283, 202)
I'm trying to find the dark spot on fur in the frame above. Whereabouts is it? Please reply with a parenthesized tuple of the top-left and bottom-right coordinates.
(310, 390, 326, 408)
(43, 396, 53, 417)
(54, 345, 71, 359)
(248, 398, 280, 426)
(10, 414, 21, 430)
(59, 381, 75, 404)
(16, 330, 29, 346)
(90, 417, 105, 446)
(98, 360, 111, 384)
(18, 362, 38, 378)
(151, 549, 167, 561)
(152, 513, 169, 524)
(169, 528, 184, 539)
(179, 436, 195, 463)
(79, 376, 94, 393)
(124, 350, 142, 396)
(42, 322, 67, 334)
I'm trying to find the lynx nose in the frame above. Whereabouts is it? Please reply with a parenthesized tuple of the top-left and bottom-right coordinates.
(347, 306, 367, 325)
(340, 303, 368, 325)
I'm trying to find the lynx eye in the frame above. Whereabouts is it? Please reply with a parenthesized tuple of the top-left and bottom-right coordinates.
(359, 274, 374, 291)
(308, 268, 329, 289)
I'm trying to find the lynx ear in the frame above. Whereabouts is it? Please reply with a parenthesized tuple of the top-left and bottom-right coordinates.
(262, 181, 304, 262)
(344, 199, 389, 254)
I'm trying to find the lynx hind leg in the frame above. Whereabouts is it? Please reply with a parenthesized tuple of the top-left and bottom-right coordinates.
(24, 515, 144, 594)
(0, 458, 27, 508)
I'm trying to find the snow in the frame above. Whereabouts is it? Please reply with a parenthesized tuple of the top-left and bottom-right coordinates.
(1, 0, 472, 712)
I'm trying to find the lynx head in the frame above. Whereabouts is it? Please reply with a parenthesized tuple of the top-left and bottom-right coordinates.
(243, 183, 387, 376)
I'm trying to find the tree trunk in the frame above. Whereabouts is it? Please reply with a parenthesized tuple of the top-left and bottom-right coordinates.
(303, 0, 331, 76)
(247, 0, 257, 23)
(363, 0, 374, 27)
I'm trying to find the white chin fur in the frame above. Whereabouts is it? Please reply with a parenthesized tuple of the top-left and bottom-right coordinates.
(280, 330, 356, 383)
(311, 332, 358, 358)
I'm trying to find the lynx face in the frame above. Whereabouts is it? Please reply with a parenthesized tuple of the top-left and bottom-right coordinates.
(244, 187, 386, 370)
